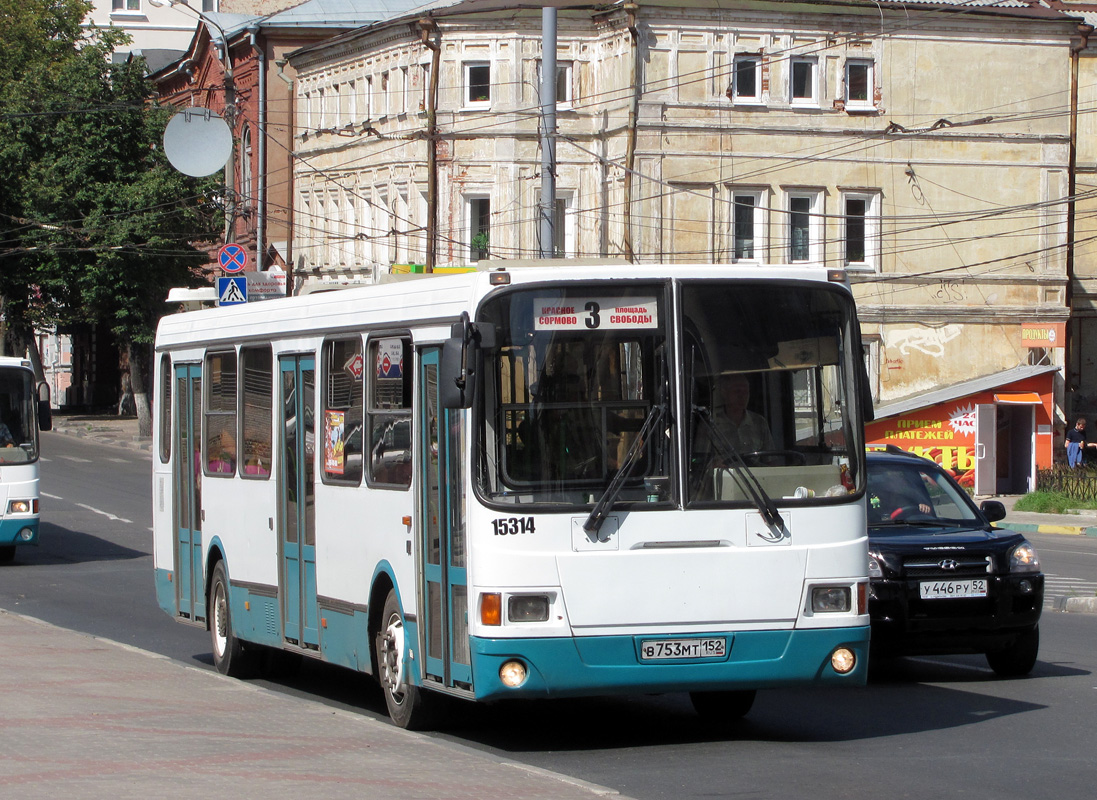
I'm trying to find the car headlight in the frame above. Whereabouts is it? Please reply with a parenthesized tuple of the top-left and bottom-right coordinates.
(868, 551, 884, 579)
(1010, 541, 1041, 574)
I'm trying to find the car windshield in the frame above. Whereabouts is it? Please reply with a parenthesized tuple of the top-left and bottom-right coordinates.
(867, 460, 983, 529)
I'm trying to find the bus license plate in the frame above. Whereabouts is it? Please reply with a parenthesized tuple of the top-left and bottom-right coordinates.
(920, 579, 988, 599)
(640, 638, 726, 661)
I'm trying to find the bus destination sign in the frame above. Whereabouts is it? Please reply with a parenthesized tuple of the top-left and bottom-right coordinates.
(533, 297, 658, 331)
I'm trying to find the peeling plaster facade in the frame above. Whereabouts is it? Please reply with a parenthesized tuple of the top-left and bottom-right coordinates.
(287, 1, 1080, 415)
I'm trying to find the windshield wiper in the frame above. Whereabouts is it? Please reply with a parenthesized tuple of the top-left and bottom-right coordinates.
(693, 404, 783, 532)
(583, 401, 667, 537)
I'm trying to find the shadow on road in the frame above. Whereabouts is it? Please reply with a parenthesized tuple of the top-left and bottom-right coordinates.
(0, 521, 146, 566)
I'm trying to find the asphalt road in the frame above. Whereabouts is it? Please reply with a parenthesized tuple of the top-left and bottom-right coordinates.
(2, 431, 1096, 799)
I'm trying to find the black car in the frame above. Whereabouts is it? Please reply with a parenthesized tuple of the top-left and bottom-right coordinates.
(866, 448, 1043, 676)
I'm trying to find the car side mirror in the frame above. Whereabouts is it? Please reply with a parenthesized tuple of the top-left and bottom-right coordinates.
(980, 500, 1006, 524)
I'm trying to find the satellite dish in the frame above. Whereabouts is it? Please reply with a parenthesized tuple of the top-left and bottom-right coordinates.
(163, 108, 233, 177)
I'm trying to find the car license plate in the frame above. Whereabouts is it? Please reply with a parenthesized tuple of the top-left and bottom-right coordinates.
(639, 637, 726, 661)
(920, 579, 988, 599)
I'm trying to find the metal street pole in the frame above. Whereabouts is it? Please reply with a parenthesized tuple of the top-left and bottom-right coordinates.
(539, 8, 557, 259)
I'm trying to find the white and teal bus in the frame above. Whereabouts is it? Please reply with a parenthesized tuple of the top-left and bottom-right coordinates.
(152, 263, 872, 728)
(0, 356, 53, 563)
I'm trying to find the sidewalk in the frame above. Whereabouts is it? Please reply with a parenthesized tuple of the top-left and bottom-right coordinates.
(0, 610, 621, 800)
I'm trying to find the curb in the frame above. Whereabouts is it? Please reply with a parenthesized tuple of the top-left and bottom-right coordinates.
(995, 522, 1097, 537)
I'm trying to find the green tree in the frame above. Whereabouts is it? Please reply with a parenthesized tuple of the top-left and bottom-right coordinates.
(0, 0, 220, 433)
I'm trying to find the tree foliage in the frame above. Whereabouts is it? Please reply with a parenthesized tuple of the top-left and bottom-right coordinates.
(0, 0, 220, 362)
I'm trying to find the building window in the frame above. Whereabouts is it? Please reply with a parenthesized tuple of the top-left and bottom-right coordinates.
(845, 59, 874, 110)
(112, 0, 140, 10)
(465, 62, 491, 106)
(731, 55, 762, 104)
(551, 194, 577, 257)
(842, 191, 880, 270)
(731, 190, 766, 261)
(468, 196, 491, 261)
(204, 351, 237, 477)
(537, 60, 574, 108)
(240, 125, 252, 212)
(786, 191, 822, 264)
(790, 57, 817, 105)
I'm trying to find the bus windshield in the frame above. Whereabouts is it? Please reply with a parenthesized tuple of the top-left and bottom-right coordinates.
(683, 281, 862, 505)
(478, 284, 670, 506)
(0, 367, 38, 463)
(476, 279, 863, 508)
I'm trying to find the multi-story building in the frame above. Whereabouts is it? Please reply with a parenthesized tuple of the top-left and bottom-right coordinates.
(285, 0, 1086, 490)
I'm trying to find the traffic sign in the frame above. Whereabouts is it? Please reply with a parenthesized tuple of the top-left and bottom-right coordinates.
(217, 276, 248, 306)
(217, 243, 248, 273)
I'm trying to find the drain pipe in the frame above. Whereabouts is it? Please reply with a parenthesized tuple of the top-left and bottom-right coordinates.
(623, 3, 640, 263)
(417, 17, 441, 273)
(249, 24, 266, 271)
(1067, 23, 1092, 393)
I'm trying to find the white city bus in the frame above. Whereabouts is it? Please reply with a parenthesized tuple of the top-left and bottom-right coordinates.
(152, 263, 872, 729)
(0, 356, 53, 563)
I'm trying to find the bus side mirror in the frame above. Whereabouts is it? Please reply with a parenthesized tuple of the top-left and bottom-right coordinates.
(441, 336, 475, 409)
(37, 382, 52, 431)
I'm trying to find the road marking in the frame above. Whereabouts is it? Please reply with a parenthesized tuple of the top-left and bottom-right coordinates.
(41, 492, 134, 524)
(74, 503, 133, 525)
(56, 455, 93, 463)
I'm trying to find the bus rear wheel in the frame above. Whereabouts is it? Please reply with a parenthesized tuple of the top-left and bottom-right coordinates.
(376, 589, 435, 730)
(690, 689, 757, 721)
(209, 561, 256, 678)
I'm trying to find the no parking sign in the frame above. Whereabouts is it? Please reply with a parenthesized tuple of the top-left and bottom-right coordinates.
(217, 243, 248, 274)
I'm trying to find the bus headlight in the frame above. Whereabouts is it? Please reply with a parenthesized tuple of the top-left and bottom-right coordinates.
(508, 595, 549, 623)
(811, 586, 852, 613)
(499, 660, 528, 687)
(8, 499, 36, 515)
(831, 647, 857, 674)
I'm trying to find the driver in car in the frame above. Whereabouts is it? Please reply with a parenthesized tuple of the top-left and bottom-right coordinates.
(710, 372, 773, 456)
(869, 477, 933, 522)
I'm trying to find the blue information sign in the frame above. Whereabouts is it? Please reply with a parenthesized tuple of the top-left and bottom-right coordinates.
(217, 276, 248, 306)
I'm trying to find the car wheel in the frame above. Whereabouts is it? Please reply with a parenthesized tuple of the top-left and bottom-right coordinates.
(209, 561, 257, 678)
(986, 625, 1039, 678)
(0, 545, 15, 563)
(375, 588, 437, 730)
(689, 689, 756, 721)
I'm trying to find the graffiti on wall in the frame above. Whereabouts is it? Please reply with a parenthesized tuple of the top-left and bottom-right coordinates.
(883, 324, 963, 358)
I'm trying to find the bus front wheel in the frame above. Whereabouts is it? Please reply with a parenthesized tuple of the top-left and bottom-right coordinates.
(376, 589, 435, 730)
(209, 561, 256, 678)
(0, 546, 15, 563)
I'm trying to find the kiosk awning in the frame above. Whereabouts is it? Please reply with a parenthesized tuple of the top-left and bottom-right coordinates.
(994, 392, 1041, 405)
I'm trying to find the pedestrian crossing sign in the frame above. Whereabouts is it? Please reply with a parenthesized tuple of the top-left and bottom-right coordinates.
(217, 276, 248, 306)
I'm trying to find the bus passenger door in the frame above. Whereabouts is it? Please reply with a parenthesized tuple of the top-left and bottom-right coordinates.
(419, 348, 472, 690)
(279, 355, 319, 649)
(173, 364, 203, 622)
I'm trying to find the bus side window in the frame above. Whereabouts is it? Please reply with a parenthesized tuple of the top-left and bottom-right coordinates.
(367, 336, 412, 488)
(321, 337, 364, 485)
(240, 347, 273, 479)
(205, 351, 237, 476)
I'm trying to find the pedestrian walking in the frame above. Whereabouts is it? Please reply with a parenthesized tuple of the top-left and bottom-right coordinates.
(1066, 417, 1097, 468)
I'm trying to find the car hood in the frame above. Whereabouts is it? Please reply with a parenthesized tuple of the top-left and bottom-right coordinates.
(868, 524, 1025, 550)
